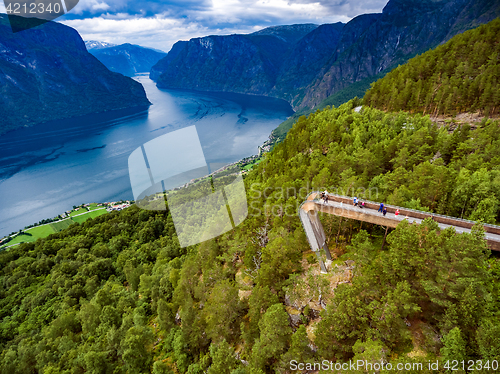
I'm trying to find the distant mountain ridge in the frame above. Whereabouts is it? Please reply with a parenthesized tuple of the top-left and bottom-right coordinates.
(0, 16, 151, 134)
(250, 24, 319, 44)
(90, 43, 167, 77)
(85, 40, 116, 50)
(150, 24, 328, 95)
(151, 0, 500, 110)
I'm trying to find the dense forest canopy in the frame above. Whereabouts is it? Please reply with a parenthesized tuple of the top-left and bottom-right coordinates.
(364, 18, 500, 117)
(2, 17, 500, 374)
(2, 99, 500, 373)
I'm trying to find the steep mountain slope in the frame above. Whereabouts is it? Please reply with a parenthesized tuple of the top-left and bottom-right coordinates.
(152, 0, 500, 111)
(270, 22, 346, 105)
(90, 43, 167, 77)
(364, 18, 500, 117)
(149, 40, 188, 81)
(0, 16, 151, 135)
(151, 24, 333, 95)
(249, 23, 319, 44)
(152, 34, 293, 95)
(300, 0, 500, 109)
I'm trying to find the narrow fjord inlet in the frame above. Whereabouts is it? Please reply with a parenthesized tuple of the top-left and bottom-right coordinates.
(0, 75, 293, 237)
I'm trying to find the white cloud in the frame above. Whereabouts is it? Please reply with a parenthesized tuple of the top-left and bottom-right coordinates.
(61, 0, 387, 51)
(62, 16, 215, 51)
(287, 0, 388, 17)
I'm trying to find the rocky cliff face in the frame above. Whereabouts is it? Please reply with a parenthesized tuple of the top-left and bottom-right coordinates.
(151, 24, 325, 95)
(270, 22, 346, 106)
(153, 33, 297, 95)
(151, 0, 500, 110)
(300, 0, 500, 108)
(90, 43, 167, 77)
(0, 16, 151, 134)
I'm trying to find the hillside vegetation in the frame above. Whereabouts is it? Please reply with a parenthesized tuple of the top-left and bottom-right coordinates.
(3, 14, 500, 374)
(364, 18, 500, 117)
(1, 99, 500, 373)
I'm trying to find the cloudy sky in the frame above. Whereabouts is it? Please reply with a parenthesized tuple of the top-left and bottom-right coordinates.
(3, 0, 390, 51)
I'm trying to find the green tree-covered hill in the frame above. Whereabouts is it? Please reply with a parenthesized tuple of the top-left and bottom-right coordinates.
(2, 99, 500, 373)
(364, 18, 500, 116)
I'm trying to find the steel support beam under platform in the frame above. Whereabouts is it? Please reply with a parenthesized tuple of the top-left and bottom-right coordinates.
(300, 191, 500, 272)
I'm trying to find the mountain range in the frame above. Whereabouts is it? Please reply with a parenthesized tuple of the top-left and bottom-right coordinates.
(85, 40, 116, 50)
(89, 43, 167, 77)
(0, 15, 151, 135)
(151, 0, 500, 111)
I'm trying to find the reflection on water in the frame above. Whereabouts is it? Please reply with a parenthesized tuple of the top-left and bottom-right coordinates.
(0, 74, 293, 236)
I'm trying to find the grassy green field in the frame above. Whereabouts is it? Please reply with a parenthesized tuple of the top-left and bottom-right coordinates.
(1, 208, 109, 249)
(242, 159, 262, 171)
(1, 224, 56, 248)
(69, 208, 87, 217)
(50, 219, 74, 232)
(71, 209, 107, 223)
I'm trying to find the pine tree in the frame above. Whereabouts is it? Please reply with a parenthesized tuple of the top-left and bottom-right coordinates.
(208, 339, 240, 374)
(441, 327, 467, 371)
(250, 303, 292, 371)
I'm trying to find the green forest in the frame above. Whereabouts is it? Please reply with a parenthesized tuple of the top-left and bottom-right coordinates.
(2, 100, 500, 373)
(364, 18, 500, 117)
(2, 17, 500, 374)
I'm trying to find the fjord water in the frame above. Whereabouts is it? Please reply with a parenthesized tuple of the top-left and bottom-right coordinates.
(0, 74, 293, 237)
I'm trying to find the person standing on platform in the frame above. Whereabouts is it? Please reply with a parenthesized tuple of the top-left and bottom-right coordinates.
(383, 207, 387, 216)
(378, 202, 384, 213)
(353, 197, 358, 206)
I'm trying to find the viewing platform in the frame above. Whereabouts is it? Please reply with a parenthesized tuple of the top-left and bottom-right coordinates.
(299, 192, 500, 273)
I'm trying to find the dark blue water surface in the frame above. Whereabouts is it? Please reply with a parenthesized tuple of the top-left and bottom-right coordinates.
(0, 74, 293, 236)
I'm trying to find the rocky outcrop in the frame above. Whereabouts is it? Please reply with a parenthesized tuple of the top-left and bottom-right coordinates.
(0, 15, 151, 134)
(271, 22, 346, 106)
(152, 34, 291, 95)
